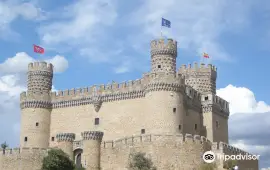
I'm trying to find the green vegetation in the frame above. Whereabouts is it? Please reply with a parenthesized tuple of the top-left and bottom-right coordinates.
(223, 159, 238, 169)
(200, 162, 217, 170)
(1, 141, 8, 154)
(42, 149, 75, 170)
(129, 152, 157, 170)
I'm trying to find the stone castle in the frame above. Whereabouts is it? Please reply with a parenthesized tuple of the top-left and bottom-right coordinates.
(0, 38, 258, 169)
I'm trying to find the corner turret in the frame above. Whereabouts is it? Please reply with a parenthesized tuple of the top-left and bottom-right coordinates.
(81, 131, 104, 170)
(56, 133, 75, 159)
(150, 38, 177, 75)
(20, 61, 53, 149)
(178, 63, 217, 94)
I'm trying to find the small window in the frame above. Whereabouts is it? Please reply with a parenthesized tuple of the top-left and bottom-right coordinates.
(141, 129, 145, 134)
(51, 137, 55, 141)
(205, 96, 208, 100)
(178, 125, 181, 130)
(158, 65, 161, 68)
(216, 121, 219, 128)
(24, 137, 28, 142)
(195, 124, 197, 130)
(173, 108, 176, 113)
(95, 118, 99, 125)
(36, 122, 39, 126)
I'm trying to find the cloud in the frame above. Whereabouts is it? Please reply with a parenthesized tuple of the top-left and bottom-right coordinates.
(0, 0, 46, 40)
(0, 52, 69, 74)
(128, 0, 254, 61)
(217, 85, 270, 168)
(217, 84, 270, 115)
(38, 0, 117, 51)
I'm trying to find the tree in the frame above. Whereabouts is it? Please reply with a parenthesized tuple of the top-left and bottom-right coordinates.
(42, 149, 75, 170)
(129, 152, 157, 170)
(1, 141, 8, 154)
(200, 162, 217, 170)
(223, 160, 238, 169)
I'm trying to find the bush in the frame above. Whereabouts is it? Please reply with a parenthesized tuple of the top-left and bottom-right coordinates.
(42, 149, 75, 170)
(129, 152, 157, 170)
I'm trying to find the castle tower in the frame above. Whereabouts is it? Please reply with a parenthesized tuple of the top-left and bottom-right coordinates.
(150, 38, 177, 75)
(81, 131, 103, 170)
(20, 62, 53, 148)
(56, 133, 75, 159)
(178, 63, 217, 94)
(144, 38, 186, 135)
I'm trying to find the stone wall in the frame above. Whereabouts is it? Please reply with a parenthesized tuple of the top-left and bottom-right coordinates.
(100, 133, 212, 170)
(0, 148, 47, 170)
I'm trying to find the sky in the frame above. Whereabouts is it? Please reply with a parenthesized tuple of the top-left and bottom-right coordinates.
(0, 0, 270, 169)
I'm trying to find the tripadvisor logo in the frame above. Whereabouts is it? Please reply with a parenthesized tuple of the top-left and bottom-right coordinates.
(202, 151, 260, 163)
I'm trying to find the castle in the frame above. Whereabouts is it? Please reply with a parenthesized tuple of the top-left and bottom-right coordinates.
(0, 38, 258, 170)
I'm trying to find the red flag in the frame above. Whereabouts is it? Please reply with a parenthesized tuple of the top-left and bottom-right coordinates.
(203, 52, 209, 58)
(33, 44, 45, 54)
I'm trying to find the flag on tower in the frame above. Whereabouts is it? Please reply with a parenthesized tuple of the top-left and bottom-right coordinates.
(161, 18, 171, 28)
(33, 44, 45, 54)
(203, 52, 209, 58)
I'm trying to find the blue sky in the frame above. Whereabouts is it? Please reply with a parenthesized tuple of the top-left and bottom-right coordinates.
(0, 0, 270, 169)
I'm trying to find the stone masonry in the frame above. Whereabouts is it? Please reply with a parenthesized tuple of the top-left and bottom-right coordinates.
(0, 38, 258, 170)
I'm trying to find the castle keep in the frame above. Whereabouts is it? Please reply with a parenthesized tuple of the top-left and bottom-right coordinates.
(0, 38, 258, 169)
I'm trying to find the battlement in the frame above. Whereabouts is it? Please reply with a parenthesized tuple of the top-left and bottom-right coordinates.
(212, 142, 254, 156)
(81, 131, 104, 141)
(185, 86, 201, 101)
(28, 62, 53, 73)
(56, 133, 75, 142)
(0, 147, 48, 156)
(150, 39, 177, 57)
(51, 79, 145, 101)
(201, 94, 229, 113)
(179, 63, 217, 72)
(102, 133, 210, 149)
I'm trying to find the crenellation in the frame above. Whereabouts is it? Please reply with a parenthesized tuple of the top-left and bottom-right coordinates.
(179, 62, 216, 72)
(102, 133, 210, 150)
(28, 62, 53, 72)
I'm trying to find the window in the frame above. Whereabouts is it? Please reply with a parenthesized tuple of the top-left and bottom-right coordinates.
(216, 121, 219, 128)
(158, 65, 161, 68)
(36, 122, 39, 126)
(178, 125, 181, 130)
(95, 118, 99, 125)
(173, 108, 176, 113)
(141, 129, 145, 134)
(195, 124, 197, 130)
(205, 96, 208, 100)
(24, 137, 28, 142)
(51, 137, 55, 141)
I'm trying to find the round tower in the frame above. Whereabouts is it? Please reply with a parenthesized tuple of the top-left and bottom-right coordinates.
(56, 133, 75, 159)
(150, 38, 177, 74)
(20, 62, 53, 148)
(144, 38, 186, 135)
(81, 131, 103, 170)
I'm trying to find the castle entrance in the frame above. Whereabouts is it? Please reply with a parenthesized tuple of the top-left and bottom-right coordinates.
(74, 149, 83, 168)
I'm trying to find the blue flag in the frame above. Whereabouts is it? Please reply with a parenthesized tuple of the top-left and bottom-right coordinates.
(161, 18, 171, 28)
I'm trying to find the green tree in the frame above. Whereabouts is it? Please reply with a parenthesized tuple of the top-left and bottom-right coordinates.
(223, 160, 238, 169)
(74, 168, 85, 170)
(200, 162, 217, 170)
(129, 152, 157, 170)
(42, 149, 75, 170)
(1, 141, 8, 154)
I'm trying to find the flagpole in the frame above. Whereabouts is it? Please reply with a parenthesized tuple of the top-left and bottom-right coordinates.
(161, 17, 163, 38)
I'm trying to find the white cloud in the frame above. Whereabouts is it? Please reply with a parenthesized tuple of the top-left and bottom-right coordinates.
(0, 52, 69, 74)
(217, 84, 270, 168)
(38, 0, 117, 50)
(129, 0, 254, 61)
(0, 0, 46, 39)
(217, 84, 270, 115)
(46, 55, 69, 73)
